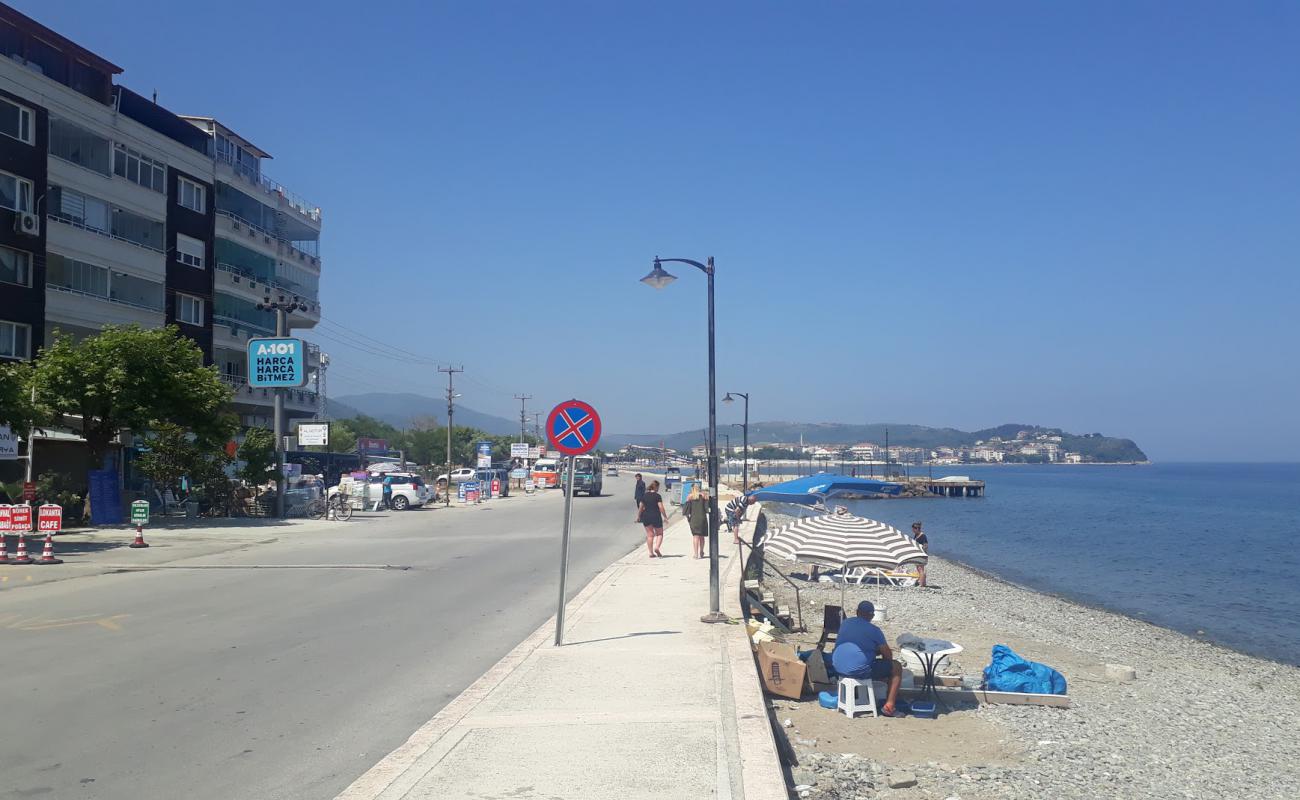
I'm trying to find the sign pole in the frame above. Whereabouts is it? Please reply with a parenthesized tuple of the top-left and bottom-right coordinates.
(273, 308, 288, 519)
(554, 454, 576, 646)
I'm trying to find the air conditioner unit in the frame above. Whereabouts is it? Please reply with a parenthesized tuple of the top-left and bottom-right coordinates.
(14, 212, 40, 237)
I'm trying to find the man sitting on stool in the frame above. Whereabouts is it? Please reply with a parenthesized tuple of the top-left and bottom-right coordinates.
(830, 600, 904, 717)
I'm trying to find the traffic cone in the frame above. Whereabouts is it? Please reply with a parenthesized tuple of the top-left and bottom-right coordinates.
(34, 534, 63, 565)
(0, 534, 9, 564)
(129, 525, 149, 548)
(12, 534, 32, 564)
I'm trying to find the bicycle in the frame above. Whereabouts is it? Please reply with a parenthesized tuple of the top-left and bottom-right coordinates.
(307, 493, 353, 521)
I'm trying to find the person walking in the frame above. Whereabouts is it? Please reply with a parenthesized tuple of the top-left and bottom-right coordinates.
(382, 475, 394, 511)
(684, 485, 710, 559)
(911, 521, 929, 587)
(633, 473, 646, 515)
(639, 479, 667, 558)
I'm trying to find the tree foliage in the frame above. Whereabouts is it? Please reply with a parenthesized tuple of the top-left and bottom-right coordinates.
(32, 325, 233, 464)
(238, 427, 279, 486)
(134, 419, 237, 497)
(0, 360, 43, 433)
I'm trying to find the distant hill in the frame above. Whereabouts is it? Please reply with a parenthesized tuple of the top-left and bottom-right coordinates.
(329, 392, 519, 435)
(602, 422, 1147, 463)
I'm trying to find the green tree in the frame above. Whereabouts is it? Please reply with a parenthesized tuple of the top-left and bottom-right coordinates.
(135, 421, 237, 507)
(32, 325, 232, 465)
(0, 360, 43, 432)
(238, 427, 279, 486)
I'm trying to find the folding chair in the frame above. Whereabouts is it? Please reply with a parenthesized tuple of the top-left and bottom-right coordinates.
(816, 604, 845, 652)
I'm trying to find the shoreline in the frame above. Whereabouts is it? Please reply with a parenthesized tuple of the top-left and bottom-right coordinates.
(753, 512, 1300, 798)
(939, 551, 1299, 669)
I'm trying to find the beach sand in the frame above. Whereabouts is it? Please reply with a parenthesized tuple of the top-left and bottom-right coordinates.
(753, 515, 1300, 799)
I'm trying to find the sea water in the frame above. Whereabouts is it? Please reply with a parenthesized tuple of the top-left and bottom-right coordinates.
(833, 463, 1300, 666)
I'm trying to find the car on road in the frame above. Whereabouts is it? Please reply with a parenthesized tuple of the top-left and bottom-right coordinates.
(531, 458, 560, 489)
(606, 465, 619, 476)
(436, 467, 477, 485)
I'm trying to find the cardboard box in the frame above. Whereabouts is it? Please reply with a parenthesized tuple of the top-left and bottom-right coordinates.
(756, 642, 808, 700)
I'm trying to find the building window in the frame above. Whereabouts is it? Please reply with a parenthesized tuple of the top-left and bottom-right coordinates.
(0, 320, 30, 359)
(0, 97, 33, 145)
(0, 170, 33, 213)
(176, 293, 204, 326)
(179, 176, 206, 213)
(176, 234, 205, 269)
(113, 144, 166, 192)
(0, 245, 31, 287)
(48, 117, 112, 176)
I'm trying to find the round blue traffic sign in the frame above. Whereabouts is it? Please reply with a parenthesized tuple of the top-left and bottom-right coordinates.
(546, 400, 601, 456)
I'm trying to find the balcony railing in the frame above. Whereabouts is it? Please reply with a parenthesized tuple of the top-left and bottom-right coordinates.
(47, 283, 165, 313)
(47, 213, 166, 254)
(220, 373, 319, 407)
(215, 265, 321, 315)
(213, 313, 275, 337)
(216, 151, 322, 223)
(216, 211, 321, 269)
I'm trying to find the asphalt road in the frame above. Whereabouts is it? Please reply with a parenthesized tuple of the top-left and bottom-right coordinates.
(0, 475, 658, 799)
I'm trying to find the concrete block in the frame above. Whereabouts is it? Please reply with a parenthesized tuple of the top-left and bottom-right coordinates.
(889, 771, 918, 788)
(1105, 663, 1137, 682)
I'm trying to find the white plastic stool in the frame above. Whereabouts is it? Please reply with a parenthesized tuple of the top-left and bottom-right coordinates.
(837, 676, 881, 718)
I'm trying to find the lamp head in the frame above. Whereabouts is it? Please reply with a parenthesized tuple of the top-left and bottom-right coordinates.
(640, 257, 677, 290)
(722, 393, 735, 404)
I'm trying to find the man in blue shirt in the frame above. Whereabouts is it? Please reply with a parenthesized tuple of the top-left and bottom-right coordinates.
(830, 600, 904, 716)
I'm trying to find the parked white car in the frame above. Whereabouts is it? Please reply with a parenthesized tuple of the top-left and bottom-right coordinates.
(435, 468, 477, 485)
(331, 473, 431, 510)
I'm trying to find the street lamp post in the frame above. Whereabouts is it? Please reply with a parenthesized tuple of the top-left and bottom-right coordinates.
(722, 392, 749, 493)
(641, 256, 726, 624)
(721, 432, 730, 484)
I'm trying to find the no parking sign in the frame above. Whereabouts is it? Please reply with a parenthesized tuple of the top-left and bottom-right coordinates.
(545, 399, 602, 647)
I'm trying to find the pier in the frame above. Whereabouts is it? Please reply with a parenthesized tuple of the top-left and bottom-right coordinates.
(913, 477, 985, 497)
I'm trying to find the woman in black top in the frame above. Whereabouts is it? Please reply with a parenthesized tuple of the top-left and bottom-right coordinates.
(912, 522, 929, 587)
(639, 480, 667, 557)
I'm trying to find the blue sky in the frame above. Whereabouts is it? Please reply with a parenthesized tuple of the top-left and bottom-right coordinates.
(25, 1, 1300, 460)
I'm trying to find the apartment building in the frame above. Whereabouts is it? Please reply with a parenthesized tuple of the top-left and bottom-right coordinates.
(0, 3, 322, 428)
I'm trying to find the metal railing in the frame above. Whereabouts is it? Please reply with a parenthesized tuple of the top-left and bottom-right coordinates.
(46, 282, 165, 313)
(215, 262, 318, 306)
(737, 534, 806, 633)
(213, 313, 275, 337)
(215, 211, 321, 268)
(46, 213, 166, 254)
(216, 151, 322, 223)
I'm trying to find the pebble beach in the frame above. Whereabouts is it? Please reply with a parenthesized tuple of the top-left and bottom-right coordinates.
(755, 509, 1300, 800)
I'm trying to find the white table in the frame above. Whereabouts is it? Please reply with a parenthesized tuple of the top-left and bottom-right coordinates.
(898, 636, 963, 701)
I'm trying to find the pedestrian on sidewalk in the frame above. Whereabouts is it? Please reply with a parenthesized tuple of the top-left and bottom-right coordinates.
(724, 494, 751, 545)
(639, 480, 666, 558)
(684, 484, 710, 559)
(382, 475, 394, 510)
(633, 473, 646, 513)
(911, 522, 929, 587)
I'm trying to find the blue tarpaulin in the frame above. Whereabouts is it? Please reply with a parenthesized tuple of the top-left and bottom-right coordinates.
(982, 645, 1068, 695)
(745, 473, 903, 505)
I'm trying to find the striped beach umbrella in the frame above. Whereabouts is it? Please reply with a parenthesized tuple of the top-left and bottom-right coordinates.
(762, 510, 927, 602)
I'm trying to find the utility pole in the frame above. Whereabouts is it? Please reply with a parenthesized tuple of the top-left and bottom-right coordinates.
(514, 394, 532, 444)
(532, 412, 541, 441)
(439, 365, 463, 507)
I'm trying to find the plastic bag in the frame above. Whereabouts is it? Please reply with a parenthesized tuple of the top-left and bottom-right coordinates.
(982, 644, 1067, 695)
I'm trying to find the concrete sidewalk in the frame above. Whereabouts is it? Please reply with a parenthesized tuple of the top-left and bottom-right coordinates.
(335, 515, 787, 800)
